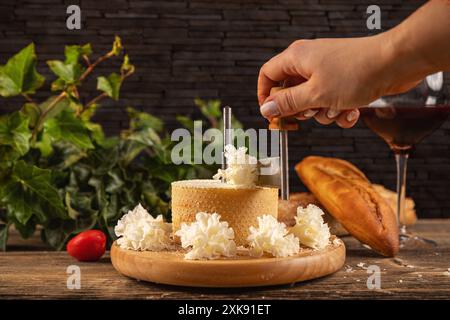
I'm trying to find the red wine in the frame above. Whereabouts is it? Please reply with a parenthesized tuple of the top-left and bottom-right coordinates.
(360, 106, 450, 154)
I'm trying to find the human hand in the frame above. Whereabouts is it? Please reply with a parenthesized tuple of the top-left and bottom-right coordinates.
(257, 36, 420, 128)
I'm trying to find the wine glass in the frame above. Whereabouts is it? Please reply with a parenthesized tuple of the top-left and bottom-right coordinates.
(360, 72, 450, 249)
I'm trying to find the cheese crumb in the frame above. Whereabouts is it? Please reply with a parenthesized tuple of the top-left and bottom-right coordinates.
(357, 262, 367, 269)
(290, 204, 331, 250)
(213, 144, 258, 187)
(114, 204, 172, 251)
(175, 212, 237, 260)
(247, 215, 300, 258)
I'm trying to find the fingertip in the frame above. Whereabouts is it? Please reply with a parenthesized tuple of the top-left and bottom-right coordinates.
(336, 119, 358, 128)
(314, 109, 334, 125)
(345, 109, 360, 122)
(295, 115, 308, 120)
(260, 100, 280, 119)
(336, 109, 360, 128)
(303, 109, 319, 118)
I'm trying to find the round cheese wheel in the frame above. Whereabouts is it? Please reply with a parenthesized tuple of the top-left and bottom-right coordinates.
(171, 179, 278, 245)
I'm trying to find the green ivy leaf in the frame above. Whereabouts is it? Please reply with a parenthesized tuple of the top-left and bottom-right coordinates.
(1, 180, 34, 224)
(110, 36, 123, 56)
(44, 110, 94, 150)
(121, 54, 135, 74)
(142, 191, 169, 216)
(127, 107, 164, 132)
(49, 142, 87, 169)
(85, 122, 105, 146)
(1, 161, 66, 225)
(84, 143, 119, 176)
(47, 60, 83, 84)
(41, 222, 71, 251)
(97, 73, 122, 100)
(50, 78, 66, 92)
(35, 131, 53, 157)
(195, 98, 221, 119)
(0, 146, 21, 167)
(128, 128, 161, 147)
(20, 102, 40, 128)
(176, 115, 195, 132)
(65, 44, 92, 64)
(10, 216, 36, 239)
(65, 192, 80, 219)
(38, 96, 69, 117)
(102, 194, 119, 224)
(0, 43, 45, 97)
(105, 170, 124, 194)
(80, 103, 98, 121)
(32, 96, 70, 133)
(42, 217, 97, 251)
(0, 112, 31, 156)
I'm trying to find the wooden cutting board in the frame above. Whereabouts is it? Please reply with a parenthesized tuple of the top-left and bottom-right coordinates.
(110, 239, 346, 288)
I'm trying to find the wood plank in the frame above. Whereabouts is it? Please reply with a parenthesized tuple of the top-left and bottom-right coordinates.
(1, 220, 449, 299)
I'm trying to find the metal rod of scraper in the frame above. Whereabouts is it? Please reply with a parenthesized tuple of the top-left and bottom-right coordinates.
(278, 81, 289, 200)
(222, 106, 232, 183)
(280, 128, 289, 200)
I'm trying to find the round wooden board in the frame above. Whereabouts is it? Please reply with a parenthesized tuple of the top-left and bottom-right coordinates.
(110, 239, 346, 288)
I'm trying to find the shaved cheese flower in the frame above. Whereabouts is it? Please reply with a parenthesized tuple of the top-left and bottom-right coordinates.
(247, 215, 300, 258)
(213, 145, 258, 187)
(175, 212, 237, 260)
(114, 203, 172, 251)
(290, 204, 331, 250)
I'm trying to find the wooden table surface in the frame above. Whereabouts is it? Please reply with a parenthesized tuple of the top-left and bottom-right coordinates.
(1, 219, 449, 300)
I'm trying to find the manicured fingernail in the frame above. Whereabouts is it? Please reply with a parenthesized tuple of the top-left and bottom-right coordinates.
(327, 109, 340, 119)
(303, 109, 318, 118)
(346, 110, 359, 122)
(260, 100, 280, 118)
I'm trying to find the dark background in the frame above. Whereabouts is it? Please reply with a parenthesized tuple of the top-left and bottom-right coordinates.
(1, 0, 449, 218)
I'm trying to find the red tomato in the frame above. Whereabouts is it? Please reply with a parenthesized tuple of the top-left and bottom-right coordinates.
(67, 230, 106, 262)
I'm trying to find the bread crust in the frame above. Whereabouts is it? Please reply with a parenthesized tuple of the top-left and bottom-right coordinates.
(372, 184, 417, 225)
(295, 156, 399, 257)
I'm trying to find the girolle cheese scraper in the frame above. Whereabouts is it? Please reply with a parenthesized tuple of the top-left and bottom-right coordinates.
(267, 87, 299, 200)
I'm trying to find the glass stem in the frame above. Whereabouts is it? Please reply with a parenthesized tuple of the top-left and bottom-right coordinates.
(395, 153, 409, 235)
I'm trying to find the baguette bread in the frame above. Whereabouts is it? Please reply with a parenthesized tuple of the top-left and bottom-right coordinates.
(372, 184, 417, 225)
(295, 156, 399, 257)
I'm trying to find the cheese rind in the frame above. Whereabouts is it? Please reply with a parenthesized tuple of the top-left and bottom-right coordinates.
(171, 179, 278, 245)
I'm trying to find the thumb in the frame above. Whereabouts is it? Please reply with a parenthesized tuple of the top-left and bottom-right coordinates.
(260, 83, 314, 119)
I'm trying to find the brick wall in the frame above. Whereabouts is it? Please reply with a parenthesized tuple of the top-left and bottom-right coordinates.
(1, 0, 450, 218)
